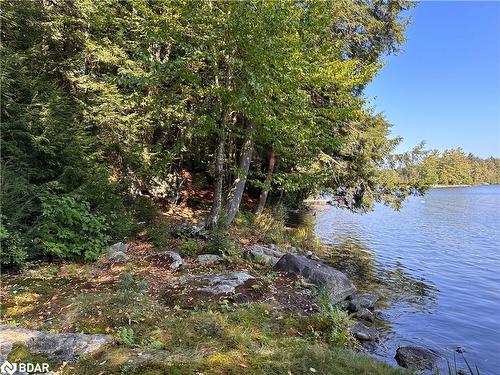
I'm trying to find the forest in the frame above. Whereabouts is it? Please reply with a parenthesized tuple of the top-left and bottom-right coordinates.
(1, 0, 420, 268)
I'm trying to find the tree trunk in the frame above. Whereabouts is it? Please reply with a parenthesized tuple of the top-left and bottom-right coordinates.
(205, 125, 226, 229)
(222, 120, 255, 227)
(255, 150, 276, 215)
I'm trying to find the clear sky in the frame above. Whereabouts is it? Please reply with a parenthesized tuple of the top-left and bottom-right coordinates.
(364, 1, 500, 158)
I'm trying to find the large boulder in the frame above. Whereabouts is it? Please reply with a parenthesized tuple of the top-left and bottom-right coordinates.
(395, 346, 439, 370)
(173, 271, 254, 295)
(245, 244, 285, 266)
(273, 253, 356, 304)
(350, 322, 379, 342)
(0, 326, 113, 364)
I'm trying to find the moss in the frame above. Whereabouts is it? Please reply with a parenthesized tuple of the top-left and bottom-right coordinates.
(7, 343, 56, 371)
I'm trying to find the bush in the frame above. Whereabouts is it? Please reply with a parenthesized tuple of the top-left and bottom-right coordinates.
(0, 219, 28, 269)
(178, 239, 200, 258)
(206, 221, 236, 256)
(37, 191, 110, 261)
(147, 221, 171, 247)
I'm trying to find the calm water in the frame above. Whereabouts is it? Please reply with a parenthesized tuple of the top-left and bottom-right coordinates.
(314, 185, 500, 374)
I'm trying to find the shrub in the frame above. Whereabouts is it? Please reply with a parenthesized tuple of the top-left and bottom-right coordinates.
(178, 239, 200, 258)
(147, 221, 171, 247)
(37, 191, 110, 261)
(0, 219, 28, 269)
(206, 221, 236, 256)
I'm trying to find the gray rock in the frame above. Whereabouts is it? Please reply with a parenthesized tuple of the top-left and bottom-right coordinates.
(196, 254, 221, 266)
(173, 271, 254, 295)
(108, 251, 129, 263)
(273, 253, 356, 304)
(245, 244, 285, 267)
(350, 322, 379, 342)
(0, 326, 113, 364)
(170, 223, 207, 239)
(152, 250, 183, 270)
(355, 307, 374, 322)
(395, 346, 439, 370)
(110, 242, 129, 254)
(349, 293, 378, 312)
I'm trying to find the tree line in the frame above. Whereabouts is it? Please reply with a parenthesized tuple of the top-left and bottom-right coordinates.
(2, 0, 428, 268)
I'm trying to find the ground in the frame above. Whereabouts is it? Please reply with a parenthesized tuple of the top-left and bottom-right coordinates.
(0, 208, 408, 375)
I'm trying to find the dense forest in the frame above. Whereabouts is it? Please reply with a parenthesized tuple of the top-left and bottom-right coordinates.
(1, 0, 498, 270)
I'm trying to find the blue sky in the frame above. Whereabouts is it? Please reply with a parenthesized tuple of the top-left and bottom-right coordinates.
(364, 1, 500, 158)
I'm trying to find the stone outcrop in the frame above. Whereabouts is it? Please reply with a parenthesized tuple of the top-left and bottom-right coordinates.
(349, 322, 379, 342)
(273, 253, 356, 304)
(172, 271, 254, 295)
(0, 326, 113, 364)
(196, 254, 222, 266)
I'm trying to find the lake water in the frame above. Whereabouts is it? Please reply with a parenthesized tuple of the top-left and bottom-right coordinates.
(314, 185, 500, 374)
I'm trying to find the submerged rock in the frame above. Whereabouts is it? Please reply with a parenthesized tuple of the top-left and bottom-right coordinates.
(151, 251, 183, 270)
(273, 253, 356, 304)
(348, 293, 378, 312)
(395, 346, 439, 370)
(196, 254, 221, 266)
(0, 326, 113, 364)
(350, 322, 379, 342)
(173, 271, 254, 295)
(245, 244, 285, 266)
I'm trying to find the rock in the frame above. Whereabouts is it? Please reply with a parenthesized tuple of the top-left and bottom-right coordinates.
(173, 271, 254, 295)
(110, 242, 128, 253)
(245, 244, 285, 267)
(458, 370, 468, 375)
(455, 346, 466, 353)
(355, 307, 374, 322)
(0, 326, 113, 364)
(108, 251, 129, 263)
(348, 293, 378, 312)
(395, 346, 439, 370)
(273, 253, 356, 304)
(337, 300, 350, 311)
(196, 254, 221, 266)
(170, 223, 207, 239)
(151, 251, 183, 270)
(350, 322, 379, 342)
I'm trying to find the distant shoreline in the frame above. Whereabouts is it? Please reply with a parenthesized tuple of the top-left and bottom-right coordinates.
(431, 184, 471, 188)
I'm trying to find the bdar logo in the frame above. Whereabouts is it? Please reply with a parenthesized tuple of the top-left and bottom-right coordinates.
(0, 361, 17, 375)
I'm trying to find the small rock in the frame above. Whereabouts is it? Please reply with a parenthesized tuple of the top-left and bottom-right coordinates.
(337, 300, 350, 311)
(274, 253, 356, 304)
(348, 293, 378, 312)
(196, 254, 221, 266)
(350, 322, 378, 342)
(455, 346, 466, 353)
(458, 369, 468, 375)
(395, 346, 439, 370)
(151, 251, 183, 270)
(355, 308, 374, 322)
(108, 251, 129, 263)
(110, 242, 129, 253)
(245, 244, 285, 267)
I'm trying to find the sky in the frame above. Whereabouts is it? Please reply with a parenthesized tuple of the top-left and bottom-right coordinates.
(364, 1, 500, 158)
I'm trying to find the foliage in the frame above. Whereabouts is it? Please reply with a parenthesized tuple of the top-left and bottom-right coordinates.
(146, 221, 171, 248)
(0, 218, 28, 269)
(177, 239, 200, 258)
(37, 189, 110, 260)
(205, 221, 236, 256)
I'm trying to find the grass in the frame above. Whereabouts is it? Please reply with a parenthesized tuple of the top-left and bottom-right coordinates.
(1, 261, 408, 375)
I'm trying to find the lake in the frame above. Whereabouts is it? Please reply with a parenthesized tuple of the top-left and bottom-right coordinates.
(314, 185, 500, 374)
